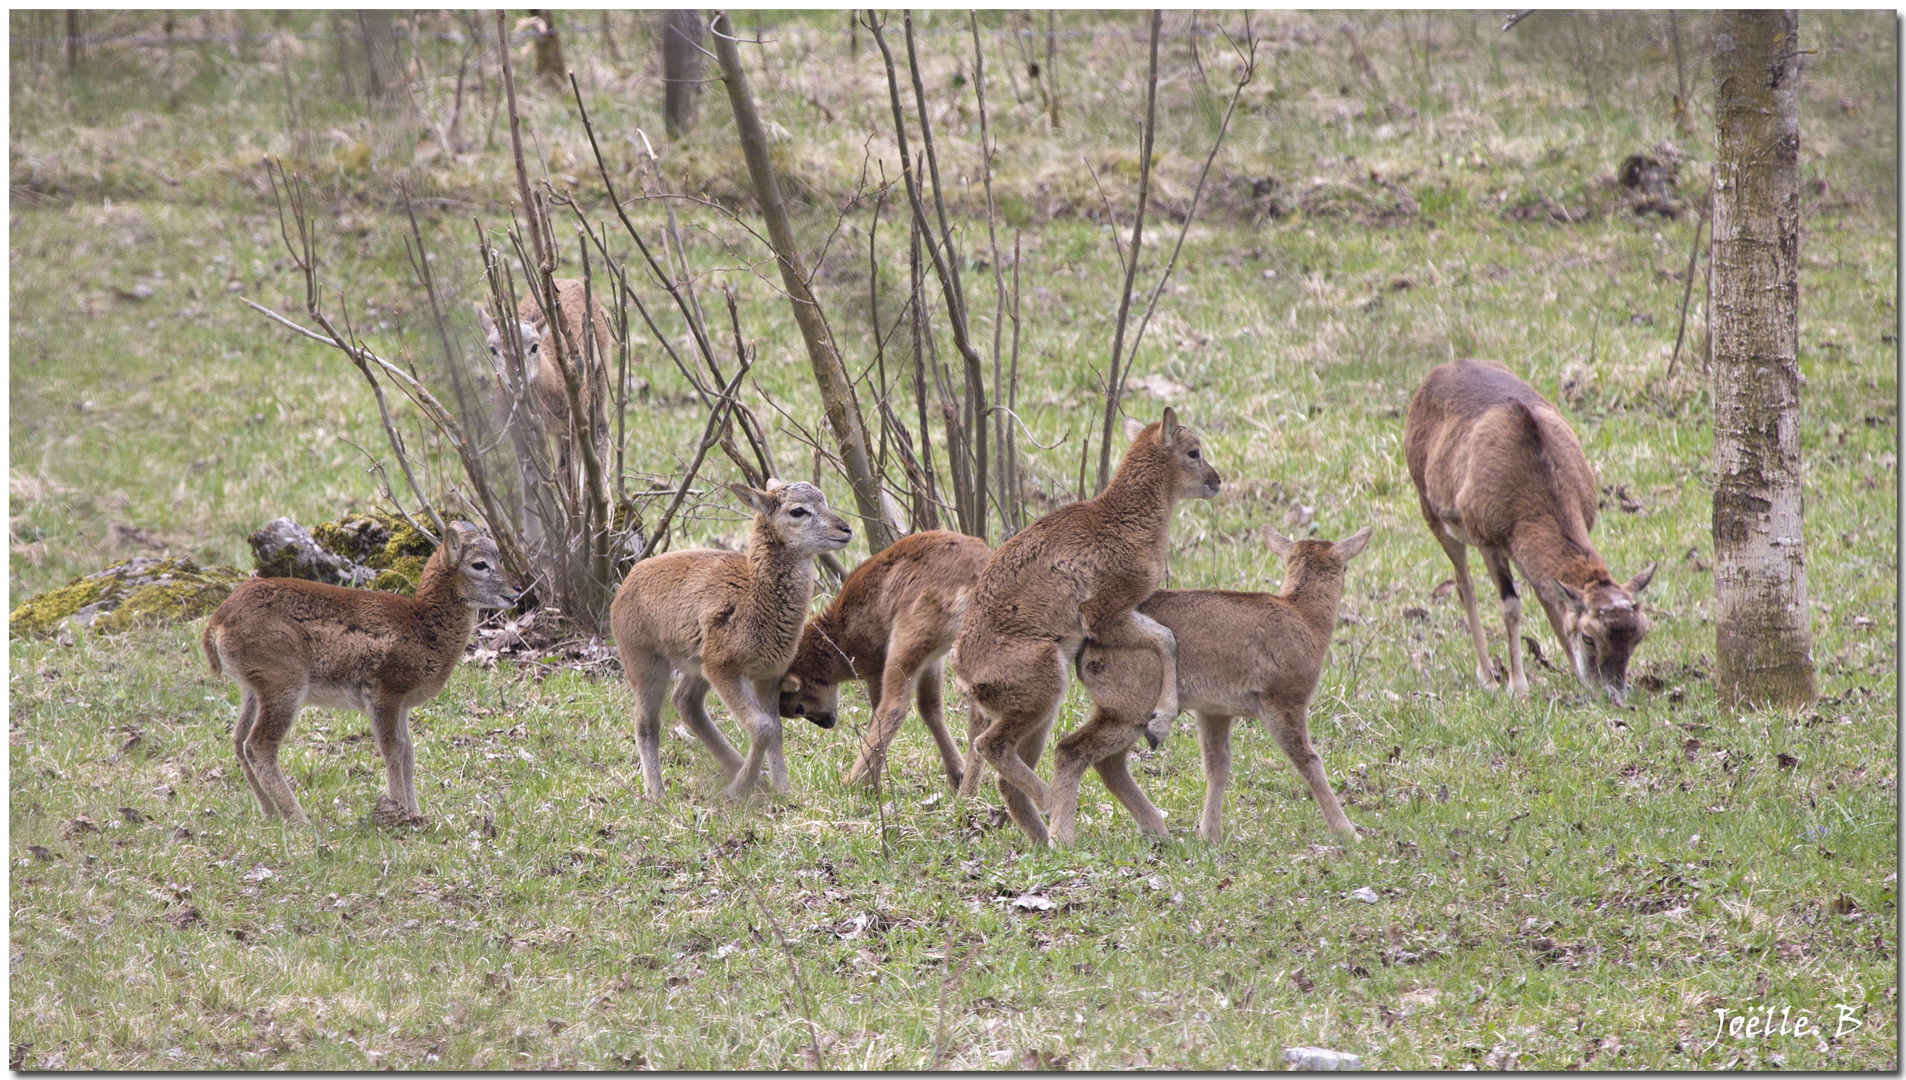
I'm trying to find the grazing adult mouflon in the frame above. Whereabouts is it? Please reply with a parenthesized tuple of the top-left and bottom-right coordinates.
(1404, 359, 1656, 703)
(779, 529, 990, 790)
(952, 408, 1221, 844)
(1052, 526, 1371, 845)
(202, 521, 520, 825)
(611, 480, 852, 800)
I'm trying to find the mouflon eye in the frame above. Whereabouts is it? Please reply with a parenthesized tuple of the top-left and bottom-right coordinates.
(789, 507, 809, 518)
(1187, 448, 1200, 459)
(471, 561, 488, 571)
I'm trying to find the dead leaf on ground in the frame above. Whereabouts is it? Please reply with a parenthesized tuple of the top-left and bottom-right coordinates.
(57, 816, 99, 840)
(372, 796, 427, 828)
(1482, 1043, 1519, 1069)
(108, 522, 167, 552)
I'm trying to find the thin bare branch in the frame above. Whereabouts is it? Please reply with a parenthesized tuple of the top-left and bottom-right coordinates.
(639, 352, 753, 563)
(1095, 10, 1163, 494)
(1124, 26, 1258, 376)
(971, 12, 1013, 538)
(710, 842, 825, 1070)
(496, 9, 545, 272)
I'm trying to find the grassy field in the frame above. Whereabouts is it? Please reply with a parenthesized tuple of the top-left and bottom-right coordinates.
(10, 10, 1897, 1070)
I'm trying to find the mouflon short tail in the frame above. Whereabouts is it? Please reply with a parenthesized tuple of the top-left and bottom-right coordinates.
(201, 622, 223, 677)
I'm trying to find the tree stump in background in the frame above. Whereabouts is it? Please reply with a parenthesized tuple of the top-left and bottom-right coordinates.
(662, 10, 705, 138)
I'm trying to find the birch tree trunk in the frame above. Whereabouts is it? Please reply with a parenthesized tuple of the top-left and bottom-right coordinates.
(711, 11, 899, 554)
(1709, 9, 1814, 709)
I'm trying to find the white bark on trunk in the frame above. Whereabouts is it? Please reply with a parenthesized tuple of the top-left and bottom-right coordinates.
(1709, 9, 1814, 709)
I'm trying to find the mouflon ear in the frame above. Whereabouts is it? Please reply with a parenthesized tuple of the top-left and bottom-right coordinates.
(1122, 416, 1147, 443)
(779, 674, 802, 693)
(730, 483, 777, 515)
(1159, 406, 1180, 448)
(1334, 526, 1373, 561)
(1550, 577, 1587, 615)
(439, 521, 465, 567)
(1261, 525, 1296, 558)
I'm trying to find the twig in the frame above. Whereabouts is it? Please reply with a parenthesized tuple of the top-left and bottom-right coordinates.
(1341, 22, 1386, 101)
(1585, 271, 1614, 368)
(711, 842, 826, 1070)
(575, 93, 721, 393)
(1005, 230, 1024, 529)
(259, 164, 445, 542)
(868, 181, 890, 474)
(1076, 425, 1091, 504)
(397, 184, 516, 561)
(638, 353, 753, 563)
(971, 12, 1012, 538)
(1569, 13, 1596, 108)
(870, 9, 990, 539)
(1045, 10, 1060, 130)
(906, 169, 941, 530)
(634, 129, 715, 364)
(572, 69, 778, 487)
(1082, 158, 1128, 269)
(1124, 22, 1258, 377)
(1501, 10, 1536, 33)
(931, 918, 981, 1069)
(496, 9, 545, 272)
(988, 404, 1069, 452)
(1095, 10, 1162, 494)
(1666, 201, 1708, 382)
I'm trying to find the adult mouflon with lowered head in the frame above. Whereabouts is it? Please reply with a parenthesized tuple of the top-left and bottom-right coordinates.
(203, 520, 520, 825)
(1404, 359, 1656, 703)
(953, 407, 1221, 844)
(1054, 525, 1371, 845)
(611, 480, 852, 801)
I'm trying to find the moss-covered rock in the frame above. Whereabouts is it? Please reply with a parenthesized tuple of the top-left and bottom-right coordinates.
(8, 577, 116, 637)
(249, 517, 372, 585)
(311, 511, 436, 572)
(9, 557, 248, 638)
(370, 555, 430, 595)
